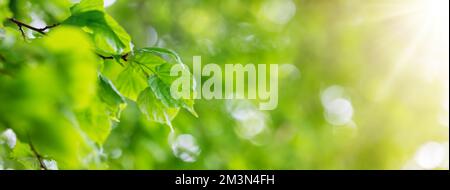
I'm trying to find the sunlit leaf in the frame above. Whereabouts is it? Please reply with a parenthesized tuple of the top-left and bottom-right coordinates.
(138, 47, 184, 65)
(149, 63, 198, 117)
(0, 0, 12, 27)
(63, 0, 132, 56)
(0, 27, 99, 169)
(41, 27, 99, 110)
(137, 87, 179, 126)
(131, 47, 197, 117)
(130, 48, 167, 72)
(8, 141, 40, 170)
(77, 100, 112, 145)
(115, 63, 147, 101)
(98, 74, 126, 120)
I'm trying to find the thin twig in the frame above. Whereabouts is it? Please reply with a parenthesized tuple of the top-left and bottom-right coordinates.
(97, 53, 113, 60)
(40, 23, 60, 31)
(121, 53, 129, 61)
(8, 18, 129, 62)
(28, 137, 48, 170)
(9, 18, 49, 35)
(98, 53, 129, 62)
(18, 25, 26, 40)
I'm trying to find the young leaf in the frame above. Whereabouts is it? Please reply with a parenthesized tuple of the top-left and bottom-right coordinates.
(139, 47, 184, 65)
(115, 64, 147, 101)
(130, 48, 167, 72)
(63, 0, 132, 57)
(98, 74, 126, 120)
(2, 27, 100, 169)
(131, 47, 198, 117)
(77, 100, 112, 145)
(8, 141, 40, 170)
(41, 27, 99, 110)
(0, 0, 12, 27)
(148, 63, 198, 117)
(70, 0, 103, 14)
(148, 75, 181, 107)
(137, 87, 179, 126)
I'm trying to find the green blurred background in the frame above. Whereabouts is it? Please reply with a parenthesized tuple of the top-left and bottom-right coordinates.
(1, 0, 449, 169)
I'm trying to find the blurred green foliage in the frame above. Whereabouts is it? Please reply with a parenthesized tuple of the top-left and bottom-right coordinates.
(0, 0, 448, 170)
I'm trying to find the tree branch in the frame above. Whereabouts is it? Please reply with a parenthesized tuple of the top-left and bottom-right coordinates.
(98, 53, 129, 62)
(8, 18, 129, 62)
(8, 18, 59, 37)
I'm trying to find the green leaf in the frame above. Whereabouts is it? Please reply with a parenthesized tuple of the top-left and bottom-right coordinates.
(117, 47, 198, 125)
(98, 74, 126, 120)
(115, 63, 147, 101)
(131, 47, 198, 117)
(138, 47, 184, 65)
(8, 141, 40, 169)
(0, 27, 100, 169)
(77, 100, 112, 145)
(148, 63, 198, 117)
(63, 0, 132, 56)
(70, 0, 103, 14)
(130, 48, 167, 72)
(77, 74, 124, 145)
(7, 0, 71, 22)
(148, 75, 181, 107)
(42, 26, 99, 110)
(137, 87, 179, 126)
(0, 0, 11, 27)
